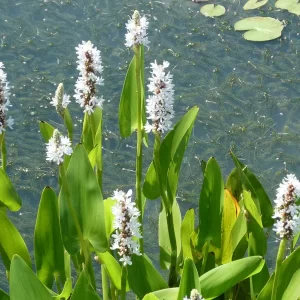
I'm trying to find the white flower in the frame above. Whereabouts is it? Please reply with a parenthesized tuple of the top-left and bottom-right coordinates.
(145, 60, 175, 134)
(111, 189, 142, 266)
(184, 289, 204, 300)
(50, 83, 70, 116)
(74, 41, 104, 115)
(273, 174, 300, 239)
(0, 62, 13, 134)
(125, 10, 150, 49)
(46, 129, 73, 165)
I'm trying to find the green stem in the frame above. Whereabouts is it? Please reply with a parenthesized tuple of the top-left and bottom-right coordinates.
(200, 240, 210, 276)
(101, 265, 109, 300)
(54, 273, 62, 294)
(134, 46, 144, 252)
(121, 266, 127, 300)
(59, 164, 90, 266)
(0, 133, 7, 172)
(271, 238, 287, 300)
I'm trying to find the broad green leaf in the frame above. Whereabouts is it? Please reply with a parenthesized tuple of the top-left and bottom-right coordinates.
(0, 211, 31, 271)
(234, 17, 284, 42)
(159, 200, 182, 270)
(39, 121, 55, 142)
(244, 0, 268, 10)
(71, 269, 101, 300)
(200, 4, 226, 17)
(152, 288, 179, 300)
(143, 161, 160, 200)
(197, 157, 224, 249)
(10, 255, 52, 300)
(257, 272, 274, 300)
(0, 168, 22, 211)
(81, 112, 94, 154)
(63, 108, 73, 141)
(127, 254, 168, 299)
(119, 47, 145, 138)
(276, 0, 300, 15)
(34, 187, 65, 288)
(181, 209, 195, 260)
(59, 144, 107, 254)
(220, 189, 239, 264)
(230, 151, 273, 227)
(143, 294, 159, 300)
(199, 256, 265, 298)
(0, 289, 9, 300)
(103, 198, 116, 242)
(96, 251, 129, 291)
(177, 258, 200, 300)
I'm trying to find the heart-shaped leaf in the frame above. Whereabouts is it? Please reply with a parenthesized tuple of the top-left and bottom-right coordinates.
(244, 0, 268, 10)
(234, 17, 284, 42)
(200, 4, 226, 17)
(276, 0, 300, 15)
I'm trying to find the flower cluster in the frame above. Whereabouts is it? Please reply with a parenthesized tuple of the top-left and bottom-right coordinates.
(144, 60, 175, 134)
(50, 83, 70, 116)
(74, 41, 104, 115)
(0, 62, 14, 134)
(184, 289, 204, 300)
(125, 10, 150, 49)
(46, 129, 73, 165)
(111, 189, 142, 266)
(273, 174, 300, 239)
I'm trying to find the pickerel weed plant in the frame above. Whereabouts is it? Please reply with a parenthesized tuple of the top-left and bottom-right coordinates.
(1, 9, 300, 300)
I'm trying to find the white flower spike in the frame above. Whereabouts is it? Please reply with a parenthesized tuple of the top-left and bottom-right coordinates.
(74, 41, 104, 115)
(111, 189, 142, 266)
(0, 62, 14, 134)
(145, 60, 175, 134)
(125, 10, 150, 49)
(46, 129, 73, 165)
(50, 83, 70, 116)
(273, 174, 300, 239)
(184, 289, 205, 300)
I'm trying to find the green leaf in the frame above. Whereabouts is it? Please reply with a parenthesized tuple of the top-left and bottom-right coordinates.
(199, 256, 265, 298)
(59, 144, 107, 254)
(275, 0, 300, 15)
(0, 168, 22, 211)
(0, 289, 9, 300)
(181, 209, 195, 260)
(10, 255, 52, 300)
(34, 187, 66, 288)
(197, 157, 224, 249)
(39, 121, 55, 142)
(234, 17, 284, 42)
(177, 258, 200, 300)
(152, 288, 179, 300)
(143, 294, 159, 300)
(96, 251, 129, 291)
(81, 113, 94, 154)
(159, 200, 182, 270)
(243, 0, 268, 10)
(127, 254, 168, 298)
(0, 211, 31, 271)
(143, 161, 160, 200)
(200, 4, 226, 17)
(103, 198, 116, 242)
(54, 279, 72, 300)
(71, 269, 101, 300)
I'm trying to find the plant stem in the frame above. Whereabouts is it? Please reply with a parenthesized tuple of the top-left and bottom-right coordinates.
(134, 46, 144, 252)
(121, 266, 127, 300)
(271, 238, 287, 300)
(0, 133, 6, 172)
(101, 265, 109, 300)
(59, 164, 90, 266)
(110, 282, 117, 300)
(200, 240, 210, 276)
(54, 273, 62, 294)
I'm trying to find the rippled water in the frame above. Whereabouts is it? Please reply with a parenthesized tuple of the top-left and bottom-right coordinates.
(1, 0, 300, 291)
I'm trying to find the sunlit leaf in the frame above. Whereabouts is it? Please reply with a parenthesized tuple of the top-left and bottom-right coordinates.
(276, 0, 300, 15)
(200, 4, 226, 17)
(39, 121, 55, 143)
(181, 209, 195, 260)
(234, 17, 284, 42)
(243, 0, 268, 10)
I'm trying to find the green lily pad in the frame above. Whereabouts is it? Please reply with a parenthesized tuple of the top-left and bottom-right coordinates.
(234, 17, 284, 42)
(200, 4, 226, 18)
(243, 0, 268, 10)
(276, 0, 300, 15)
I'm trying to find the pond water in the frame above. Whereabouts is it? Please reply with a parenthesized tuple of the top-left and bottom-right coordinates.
(1, 0, 300, 292)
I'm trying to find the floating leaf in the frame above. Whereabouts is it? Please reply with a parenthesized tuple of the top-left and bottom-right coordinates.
(244, 0, 268, 10)
(276, 0, 300, 15)
(234, 17, 284, 42)
(200, 4, 226, 17)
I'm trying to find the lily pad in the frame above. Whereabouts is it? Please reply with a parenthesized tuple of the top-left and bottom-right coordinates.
(243, 0, 268, 10)
(200, 4, 226, 17)
(275, 0, 300, 15)
(234, 17, 284, 42)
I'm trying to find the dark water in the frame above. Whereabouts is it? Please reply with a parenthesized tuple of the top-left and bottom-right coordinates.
(1, 0, 300, 291)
